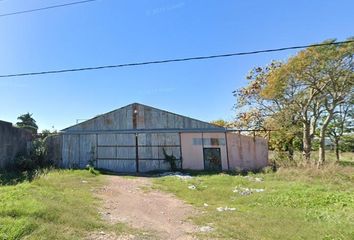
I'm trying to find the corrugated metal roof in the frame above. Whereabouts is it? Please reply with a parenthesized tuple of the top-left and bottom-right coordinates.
(62, 103, 224, 132)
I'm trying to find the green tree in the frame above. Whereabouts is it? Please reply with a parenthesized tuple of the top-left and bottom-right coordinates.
(234, 61, 301, 160)
(39, 129, 58, 140)
(16, 113, 38, 134)
(210, 119, 230, 127)
(327, 97, 354, 160)
(234, 38, 354, 164)
(339, 134, 354, 152)
(263, 39, 353, 164)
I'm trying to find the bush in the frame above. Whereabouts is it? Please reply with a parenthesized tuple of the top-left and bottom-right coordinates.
(13, 138, 52, 172)
(270, 151, 299, 168)
(14, 155, 36, 171)
(339, 134, 354, 152)
(163, 148, 178, 171)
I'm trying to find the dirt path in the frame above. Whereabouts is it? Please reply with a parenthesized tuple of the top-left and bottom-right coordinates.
(94, 175, 198, 240)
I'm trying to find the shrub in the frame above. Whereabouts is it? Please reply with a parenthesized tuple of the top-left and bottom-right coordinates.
(163, 148, 178, 171)
(14, 155, 36, 171)
(13, 138, 51, 172)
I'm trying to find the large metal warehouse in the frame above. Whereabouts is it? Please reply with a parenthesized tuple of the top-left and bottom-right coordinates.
(57, 103, 268, 172)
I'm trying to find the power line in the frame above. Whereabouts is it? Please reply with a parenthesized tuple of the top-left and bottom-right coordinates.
(0, 40, 353, 78)
(0, 0, 98, 18)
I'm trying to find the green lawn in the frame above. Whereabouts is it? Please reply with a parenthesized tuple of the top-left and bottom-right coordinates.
(0, 170, 145, 240)
(153, 166, 354, 240)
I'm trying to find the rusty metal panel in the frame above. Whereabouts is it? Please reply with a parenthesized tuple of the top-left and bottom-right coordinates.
(137, 104, 145, 129)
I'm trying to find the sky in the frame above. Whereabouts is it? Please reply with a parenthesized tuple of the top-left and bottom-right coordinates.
(0, 0, 353, 131)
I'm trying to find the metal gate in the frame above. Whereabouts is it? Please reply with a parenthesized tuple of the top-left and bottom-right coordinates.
(95, 132, 181, 172)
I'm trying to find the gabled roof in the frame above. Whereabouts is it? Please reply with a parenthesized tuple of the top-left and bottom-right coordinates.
(62, 103, 223, 132)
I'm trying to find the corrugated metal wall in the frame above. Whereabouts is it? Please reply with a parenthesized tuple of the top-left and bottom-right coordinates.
(137, 133, 181, 172)
(61, 132, 181, 172)
(96, 133, 136, 172)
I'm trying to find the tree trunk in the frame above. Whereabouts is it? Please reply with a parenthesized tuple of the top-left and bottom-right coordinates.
(318, 128, 326, 165)
(334, 138, 340, 162)
(287, 137, 294, 161)
(302, 123, 311, 162)
(318, 113, 334, 165)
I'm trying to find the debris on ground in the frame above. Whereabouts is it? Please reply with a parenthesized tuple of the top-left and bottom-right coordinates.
(81, 180, 88, 183)
(233, 186, 265, 195)
(203, 203, 209, 207)
(253, 188, 265, 192)
(86, 231, 126, 240)
(159, 172, 193, 180)
(243, 176, 263, 182)
(188, 185, 196, 190)
(216, 206, 236, 212)
(200, 226, 214, 232)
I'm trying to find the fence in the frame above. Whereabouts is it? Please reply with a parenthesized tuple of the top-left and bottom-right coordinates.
(0, 120, 33, 168)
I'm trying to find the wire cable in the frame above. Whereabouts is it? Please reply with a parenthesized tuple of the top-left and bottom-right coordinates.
(0, 0, 98, 18)
(0, 40, 352, 78)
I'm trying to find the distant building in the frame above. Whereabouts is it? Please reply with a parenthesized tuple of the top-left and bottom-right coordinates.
(55, 103, 268, 172)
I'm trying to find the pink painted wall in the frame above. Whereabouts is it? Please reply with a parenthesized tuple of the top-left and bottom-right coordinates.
(181, 133, 204, 169)
(181, 132, 268, 171)
(181, 132, 228, 170)
(226, 133, 268, 170)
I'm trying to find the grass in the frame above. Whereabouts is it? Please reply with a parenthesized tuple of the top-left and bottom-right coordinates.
(269, 151, 354, 169)
(1, 152, 353, 239)
(0, 169, 150, 240)
(337, 152, 354, 167)
(153, 165, 354, 239)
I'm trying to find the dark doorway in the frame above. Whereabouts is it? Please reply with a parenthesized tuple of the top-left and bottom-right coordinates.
(203, 148, 222, 171)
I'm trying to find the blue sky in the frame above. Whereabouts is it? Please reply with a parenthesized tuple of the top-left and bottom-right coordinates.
(0, 0, 353, 131)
